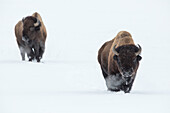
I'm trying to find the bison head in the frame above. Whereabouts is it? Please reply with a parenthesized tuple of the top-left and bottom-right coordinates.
(113, 44, 142, 78)
(22, 16, 41, 44)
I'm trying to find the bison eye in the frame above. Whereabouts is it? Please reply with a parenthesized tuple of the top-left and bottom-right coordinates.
(137, 55, 142, 61)
(113, 55, 118, 61)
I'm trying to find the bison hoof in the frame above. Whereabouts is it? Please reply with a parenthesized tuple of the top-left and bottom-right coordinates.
(124, 90, 130, 93)
(29, 58, 33, 61)
(36, 59, 40, 62)
(123, 88, 131, 93)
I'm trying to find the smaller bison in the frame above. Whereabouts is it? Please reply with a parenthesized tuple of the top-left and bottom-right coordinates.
(98, 31, 142, 93)
(15, 12, 47, 62)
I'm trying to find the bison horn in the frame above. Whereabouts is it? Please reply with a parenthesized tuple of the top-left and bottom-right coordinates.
(34, 18, 40, 27)
(22, 17, 25, 23)
(112, 45, 119, 55)
(135, 44, 142, 56)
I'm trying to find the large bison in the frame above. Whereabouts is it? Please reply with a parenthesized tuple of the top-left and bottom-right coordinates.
(98, 31, 142, 93)
(15, 12, 47, 62)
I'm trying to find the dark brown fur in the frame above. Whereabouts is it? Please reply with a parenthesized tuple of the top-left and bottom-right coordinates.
(98, 31, 142, 93)
(15, 12, 47, 62)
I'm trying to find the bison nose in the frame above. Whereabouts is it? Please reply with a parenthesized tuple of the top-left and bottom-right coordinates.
(22, 36, 26, 41)
(123, 71, 132, 77)
(22, 36, 29, 43)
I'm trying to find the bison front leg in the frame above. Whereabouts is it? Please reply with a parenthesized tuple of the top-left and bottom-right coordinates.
(121, 85, 131, 93)
(28, 50, 35, 61)
(25, 47, 34, 61)
(121, 77, 135, 93)
(27, 48, 34, 61)
(39, 46, 45, 60)
(19, 46, 25, 61)
(38, 41, 45, 62)
(34, 44, 40, 62)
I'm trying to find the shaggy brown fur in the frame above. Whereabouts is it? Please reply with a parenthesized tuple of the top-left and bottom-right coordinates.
(98, 31, 142, 93)
(15, 12, 47, 62)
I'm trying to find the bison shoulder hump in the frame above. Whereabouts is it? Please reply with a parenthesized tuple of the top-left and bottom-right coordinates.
(120, 31, 131, 38)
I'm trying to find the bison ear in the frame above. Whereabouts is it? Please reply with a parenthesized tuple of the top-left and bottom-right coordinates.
(137, 55, 142, 61)
(113, 55, 118, 61)
(22, 17, 25, 23)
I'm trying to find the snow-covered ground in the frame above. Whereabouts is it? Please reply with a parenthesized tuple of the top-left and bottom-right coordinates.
(0, 0, 170, 113)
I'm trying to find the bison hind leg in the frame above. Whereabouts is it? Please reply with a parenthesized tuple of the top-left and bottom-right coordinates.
(19, 46, 25, 61)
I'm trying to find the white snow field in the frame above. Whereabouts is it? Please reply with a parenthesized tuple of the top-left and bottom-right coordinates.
(0, 0, 170, 113)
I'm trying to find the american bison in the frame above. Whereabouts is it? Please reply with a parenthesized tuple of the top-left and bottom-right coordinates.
(15, 12, 47, 62)
(98, 31, 142, 93)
